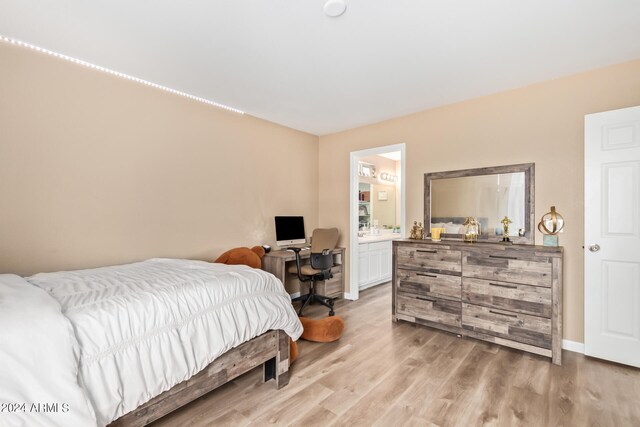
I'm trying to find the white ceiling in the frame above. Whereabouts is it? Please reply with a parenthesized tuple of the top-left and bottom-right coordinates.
(379, 152, 401, 161)
(2, 1, 640, 135)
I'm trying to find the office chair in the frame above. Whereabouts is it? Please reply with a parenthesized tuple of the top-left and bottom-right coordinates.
(288, 228, 339, 317)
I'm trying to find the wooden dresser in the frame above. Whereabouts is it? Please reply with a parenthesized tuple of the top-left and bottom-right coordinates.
(392, 239, 563, 364)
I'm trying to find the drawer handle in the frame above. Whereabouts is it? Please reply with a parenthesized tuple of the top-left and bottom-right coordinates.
(416, 249, 437, 254)
(417, 273, 437, 278)
(489, 282, 518, 289)
(416, 296, 436, 302)
(489, 255, 519, 260)
(489, 309, 518, 318)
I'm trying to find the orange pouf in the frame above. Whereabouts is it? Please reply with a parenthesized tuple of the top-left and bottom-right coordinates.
(299, 316, 345, 343)
(290, 339, 298, 363)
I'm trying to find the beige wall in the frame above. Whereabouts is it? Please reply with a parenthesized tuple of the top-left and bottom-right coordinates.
(0, 43, 319, 276)
(319, 59, 640, 343)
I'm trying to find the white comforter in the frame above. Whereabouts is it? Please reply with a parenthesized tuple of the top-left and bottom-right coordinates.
(0, 274, 97, 427)
(1, 259, 302, 427)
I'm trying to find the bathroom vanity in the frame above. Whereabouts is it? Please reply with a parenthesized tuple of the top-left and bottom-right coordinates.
(358, 232, 400, 290)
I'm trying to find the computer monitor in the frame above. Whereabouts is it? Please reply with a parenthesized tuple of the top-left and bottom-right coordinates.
(275, 216, 306, 247)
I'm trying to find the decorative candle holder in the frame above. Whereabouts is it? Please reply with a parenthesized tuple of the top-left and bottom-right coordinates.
(462, 217, 479, 243)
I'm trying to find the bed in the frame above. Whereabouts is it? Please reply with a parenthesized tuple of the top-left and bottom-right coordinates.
(0, 258, 303, 427)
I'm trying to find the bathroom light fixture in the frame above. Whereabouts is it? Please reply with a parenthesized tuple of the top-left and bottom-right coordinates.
(379, 172, 398, 182)
(324, 0, 347, 17)
(0, 34, 245, 114)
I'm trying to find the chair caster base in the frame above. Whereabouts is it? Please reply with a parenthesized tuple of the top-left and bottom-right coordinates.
(297, 292, 336, 317)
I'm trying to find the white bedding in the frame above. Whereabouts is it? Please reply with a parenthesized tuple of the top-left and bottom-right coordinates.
(1, 259, 302, 427)
(0, 274, 97, 427)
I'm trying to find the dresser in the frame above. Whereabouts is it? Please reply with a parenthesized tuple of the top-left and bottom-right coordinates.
(392, 239, 563, 364)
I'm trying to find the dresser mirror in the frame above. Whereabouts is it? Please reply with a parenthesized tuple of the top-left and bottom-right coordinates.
(424, 163, 535, 244)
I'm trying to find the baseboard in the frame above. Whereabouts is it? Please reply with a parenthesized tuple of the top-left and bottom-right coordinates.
(562, 339, 585, 353)
(359, 280, 390, 292)
(343, 292, 357, 300)
(289, 292, 300, 300)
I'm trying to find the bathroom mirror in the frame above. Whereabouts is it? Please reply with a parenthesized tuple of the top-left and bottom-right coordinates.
(424, 163, 535, 244)
(358, 182, 398, 230)
(371, 183, 397, 227)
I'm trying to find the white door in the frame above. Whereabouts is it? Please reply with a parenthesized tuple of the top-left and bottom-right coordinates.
(584, 105, 640, 368)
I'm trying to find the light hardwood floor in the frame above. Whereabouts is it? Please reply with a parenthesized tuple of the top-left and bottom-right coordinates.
(153, 283, 640, 426)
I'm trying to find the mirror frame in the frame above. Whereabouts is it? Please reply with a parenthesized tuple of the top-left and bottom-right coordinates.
(424, 163, 535, 244)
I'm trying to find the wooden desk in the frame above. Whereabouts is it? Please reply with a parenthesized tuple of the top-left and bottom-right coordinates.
(262, 247, 345, 299)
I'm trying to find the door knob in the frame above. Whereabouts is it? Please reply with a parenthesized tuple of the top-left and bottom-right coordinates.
(588, 244, 601, 252)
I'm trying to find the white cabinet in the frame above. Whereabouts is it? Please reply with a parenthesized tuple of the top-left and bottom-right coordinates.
(369, 249, 382, 282)
(358, 248, 370, 286)
(358, 239, 393, 290)
(380, 247, 392, 280)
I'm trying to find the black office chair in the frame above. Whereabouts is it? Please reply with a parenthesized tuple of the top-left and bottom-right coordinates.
(288, 228, 339, 317)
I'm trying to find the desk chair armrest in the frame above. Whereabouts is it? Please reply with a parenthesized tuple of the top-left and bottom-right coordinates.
(290, 248, 312, 283)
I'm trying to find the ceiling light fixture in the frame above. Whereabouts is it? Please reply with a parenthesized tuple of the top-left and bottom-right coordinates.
(0, 34, 245, 114)
(323, 0, 347, 17)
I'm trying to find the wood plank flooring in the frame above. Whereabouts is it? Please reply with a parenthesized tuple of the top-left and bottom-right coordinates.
(153, 283, 640, 426)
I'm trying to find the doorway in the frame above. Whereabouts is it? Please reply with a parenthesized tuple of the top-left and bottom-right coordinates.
(349, 143, 406, 300)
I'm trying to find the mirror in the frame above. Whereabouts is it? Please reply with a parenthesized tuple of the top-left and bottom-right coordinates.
(371, 183, 396, 228)
(424, 163, 535, 244)
(358, 182, 398, 230)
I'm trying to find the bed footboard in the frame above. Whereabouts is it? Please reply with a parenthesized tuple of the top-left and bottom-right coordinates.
(109, 329, 290, 427)
(262, 327, 291, 389)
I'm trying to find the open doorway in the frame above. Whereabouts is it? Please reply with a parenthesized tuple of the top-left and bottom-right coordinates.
(348, 143, 406, 300)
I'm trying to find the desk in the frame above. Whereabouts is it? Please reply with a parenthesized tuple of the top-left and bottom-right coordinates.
(262, 247, 345, 299)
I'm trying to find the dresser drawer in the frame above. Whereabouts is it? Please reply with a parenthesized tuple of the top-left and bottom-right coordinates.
(323, 272, 342, 298)
(462, 249, 552, 287)
(397, 293, 461, 328)
(309, 266, 342, 299)
(462, 277, 552, 318)
(397, 268, 461, 301)
(462, 303, 552, 349)
(396, 244, 461, 275)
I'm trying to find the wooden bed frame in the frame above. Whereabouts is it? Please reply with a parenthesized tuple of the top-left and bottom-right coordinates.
(108, 329, 290, 427)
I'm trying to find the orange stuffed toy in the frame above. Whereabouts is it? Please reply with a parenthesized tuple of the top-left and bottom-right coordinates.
(213, 245, 298, 363)
(214, 246, 266, 269)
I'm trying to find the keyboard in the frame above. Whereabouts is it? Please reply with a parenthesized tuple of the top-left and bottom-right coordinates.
(286, 246, 311, 252)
